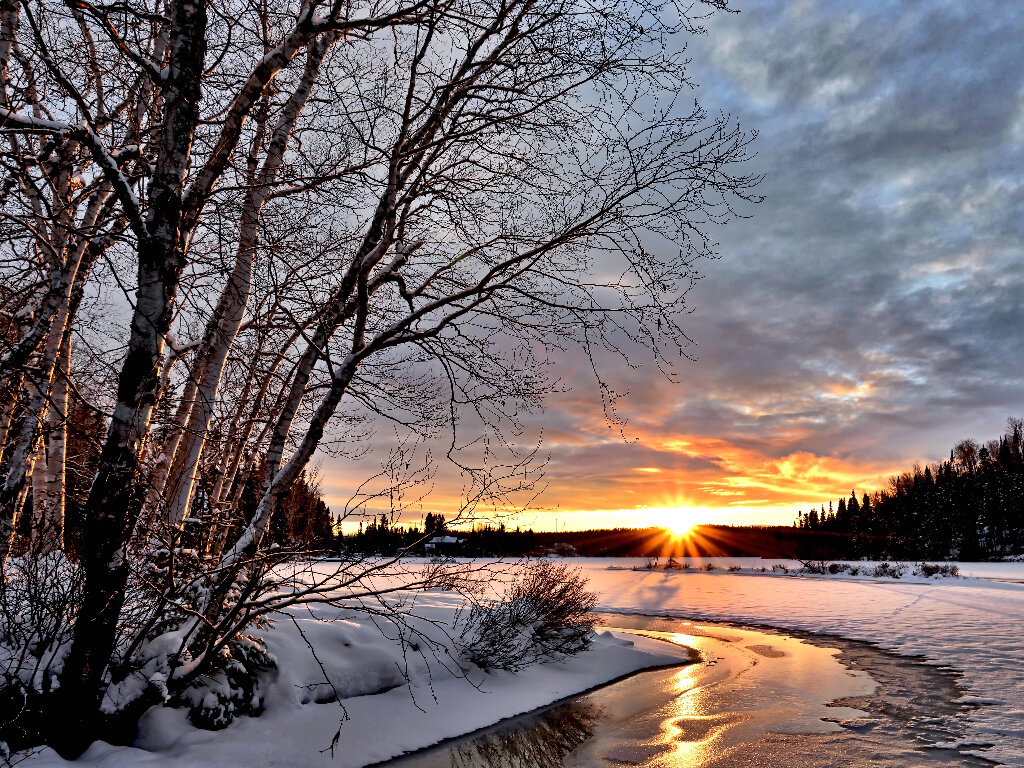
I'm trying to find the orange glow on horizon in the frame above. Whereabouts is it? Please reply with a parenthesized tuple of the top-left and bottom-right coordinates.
(322, 424, 911, 532)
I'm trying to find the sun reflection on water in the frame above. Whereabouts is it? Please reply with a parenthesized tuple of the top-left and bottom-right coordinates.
(640, 633, 749, 767)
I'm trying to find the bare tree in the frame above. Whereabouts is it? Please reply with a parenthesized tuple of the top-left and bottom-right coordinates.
(0, 0, 758, 756)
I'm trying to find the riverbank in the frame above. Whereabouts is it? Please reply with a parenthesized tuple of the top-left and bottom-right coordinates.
(18, 587, 689, 768)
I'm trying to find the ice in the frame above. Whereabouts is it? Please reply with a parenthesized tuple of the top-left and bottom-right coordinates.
(579, 558, 1024, 765)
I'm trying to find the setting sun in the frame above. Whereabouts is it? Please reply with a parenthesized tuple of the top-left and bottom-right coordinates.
(646, 507, 700, 538)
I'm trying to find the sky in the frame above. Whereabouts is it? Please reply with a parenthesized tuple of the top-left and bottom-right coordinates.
(323, 0, 1024, 532)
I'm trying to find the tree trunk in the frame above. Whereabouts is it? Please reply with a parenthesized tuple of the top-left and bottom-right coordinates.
(35, 336, 69, 552)
(0, 371, 22, 469)
(52, 0, 209, 754)
(142, 372, 199, 529)
(165, 36, 334, 530)
(0, 207, 99, 562)
(30, 435, 45, 546)
(0, 377, 44, 564)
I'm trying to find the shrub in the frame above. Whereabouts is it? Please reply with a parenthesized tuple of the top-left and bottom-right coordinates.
(0, 552, 82, 751)
(457, 561, 597, 671)
(871, 562, 907, 579)
(727, 565, 741, 573)
(178, 637, 277, 730)
(703, 562, 717, 571)
(917, 562, 959, 578)
(0, 672, 43, 756)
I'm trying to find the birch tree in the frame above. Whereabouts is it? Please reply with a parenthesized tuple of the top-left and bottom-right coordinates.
(0, 0, 758, 755)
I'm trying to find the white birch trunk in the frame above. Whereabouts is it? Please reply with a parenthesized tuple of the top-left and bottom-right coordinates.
(35, 336, 69, 552)
(0, 195, 101, 540)
(142, 366, 199, 525)
(30, 435, 46, 546)
(1, 377, 45, 563)
(164, 37, 335, 529)
(0, 372, 22, 468)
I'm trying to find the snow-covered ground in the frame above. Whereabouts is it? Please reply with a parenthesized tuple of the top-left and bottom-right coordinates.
(604, 556, 1024, 581)
(579, 557, 1024, 765)
(22, 580, 688, 768)
(20, 557, 1024, 767)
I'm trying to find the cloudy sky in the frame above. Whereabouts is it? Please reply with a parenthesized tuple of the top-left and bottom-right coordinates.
(325, 0, 1024, 531)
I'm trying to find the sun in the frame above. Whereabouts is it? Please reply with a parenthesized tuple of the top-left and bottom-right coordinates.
(647, 506, 699, 538)
(665, 519, 697, 539)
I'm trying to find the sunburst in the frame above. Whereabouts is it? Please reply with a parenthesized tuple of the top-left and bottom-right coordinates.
(647, 506, 699, 539)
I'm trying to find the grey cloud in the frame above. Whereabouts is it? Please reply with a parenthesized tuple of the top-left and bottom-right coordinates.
(658, 0, 1024, 467)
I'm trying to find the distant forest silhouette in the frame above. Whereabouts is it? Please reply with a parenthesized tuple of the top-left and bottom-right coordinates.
(795, 418, 1024, 560)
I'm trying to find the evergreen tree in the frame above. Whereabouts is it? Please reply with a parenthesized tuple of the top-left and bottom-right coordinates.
(814, 418, 1024, 560)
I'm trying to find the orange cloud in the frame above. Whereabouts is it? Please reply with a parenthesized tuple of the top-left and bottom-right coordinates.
(518, 429, 904, 529)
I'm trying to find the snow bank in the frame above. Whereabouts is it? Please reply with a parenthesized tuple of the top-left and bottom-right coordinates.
(18, 557, 1024, 767)
(21, 585, 687, 768)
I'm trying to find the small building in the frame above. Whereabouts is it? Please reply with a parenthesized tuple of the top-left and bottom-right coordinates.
(424, 535, 464, 556)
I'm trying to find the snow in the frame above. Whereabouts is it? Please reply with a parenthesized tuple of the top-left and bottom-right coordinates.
(16, 557, 1024, 767)
(20, 584, 687, 768)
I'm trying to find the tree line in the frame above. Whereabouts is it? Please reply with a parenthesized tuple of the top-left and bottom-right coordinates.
(347, 514, 539, 557)
(795, 418, 1024, 560)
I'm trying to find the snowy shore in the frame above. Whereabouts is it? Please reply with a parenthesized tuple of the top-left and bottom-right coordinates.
(23, 584, 689, 768)
(20, 557, 1024, 767)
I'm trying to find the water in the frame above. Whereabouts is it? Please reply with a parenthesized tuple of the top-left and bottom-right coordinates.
(382, 614, 994, 767)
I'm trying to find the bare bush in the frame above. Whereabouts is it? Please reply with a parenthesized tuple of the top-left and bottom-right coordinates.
(457, 561, 597, 672)
(797, 560, 853, 576)
(872, 562, 907, 579)
(0, 553, 82, 753)
(632, 557, 659, 571)
(917, 563, 959, 578)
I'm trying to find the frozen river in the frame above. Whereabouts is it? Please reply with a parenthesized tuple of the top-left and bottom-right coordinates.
(388, 613, 990, 767)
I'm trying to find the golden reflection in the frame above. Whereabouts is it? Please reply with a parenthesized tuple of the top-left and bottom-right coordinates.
(645, 633, 744, 767)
